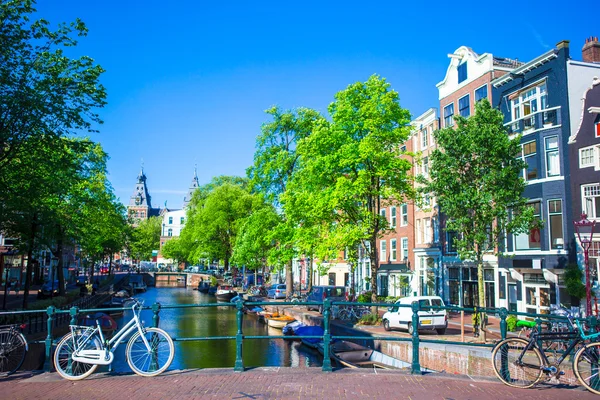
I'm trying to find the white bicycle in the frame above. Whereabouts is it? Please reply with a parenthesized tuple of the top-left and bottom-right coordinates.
(53, 299, 175, 380)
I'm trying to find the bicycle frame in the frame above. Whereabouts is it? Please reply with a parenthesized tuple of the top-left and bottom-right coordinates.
(69, 302, 152, 365)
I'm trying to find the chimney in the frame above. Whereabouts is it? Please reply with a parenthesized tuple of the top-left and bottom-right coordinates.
(583, 36, 600, 63)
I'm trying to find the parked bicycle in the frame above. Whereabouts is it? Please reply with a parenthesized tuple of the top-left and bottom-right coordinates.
(336, 304, 370, 323)
(53, 298, 174, 380)
(0, 324, 28, 375)
(286, 291, 307, 305)
(491, 308, 600, 394)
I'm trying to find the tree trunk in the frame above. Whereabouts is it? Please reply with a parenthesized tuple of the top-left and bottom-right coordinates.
(307, 256, 313, 292)
(56, 234, 66, 296)
(477, 252, 487, 343)
(108, 253, 113, 275)
(286, 260, 293, 297)
(22, 216, 38, 310)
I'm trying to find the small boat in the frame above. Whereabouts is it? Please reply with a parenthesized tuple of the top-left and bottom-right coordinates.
(297, 326, 325, 349)
(329, 341, 411, 369)
(78, 312, 118, 336)
(245, 306, 264, 315)
(266, 315, 295, 329)
(197, 281, 210, 293)
(215, 285, 237, 302)
(282, 321, 306, 337)
(208, 286, 217, 295)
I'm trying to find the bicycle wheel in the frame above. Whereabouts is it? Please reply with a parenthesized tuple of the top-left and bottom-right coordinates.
(574, 342, 600, 395)
(126, 327, 174, 377)
(54, 332, 101, 380)
(491, 338, 544, 388)
(0, 329, 27, 374)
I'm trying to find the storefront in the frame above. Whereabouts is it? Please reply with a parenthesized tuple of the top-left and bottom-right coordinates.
(447, 263, 496, 308)
(377, 263, 411, 298)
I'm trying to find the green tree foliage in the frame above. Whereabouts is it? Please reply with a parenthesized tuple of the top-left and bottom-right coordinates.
(247, 106, 324, 294)
(428, 99, 537, 338)
(232, 205, 282, 271)
(0, 0, 106, 171)
(160, 237, 188, 266)
(564, 263, 586, 300)
(286, 75, 413, 302)
(128, 216, 161, 262)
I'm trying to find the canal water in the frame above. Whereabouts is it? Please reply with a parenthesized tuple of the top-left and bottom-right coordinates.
(107, 287, 322, 372)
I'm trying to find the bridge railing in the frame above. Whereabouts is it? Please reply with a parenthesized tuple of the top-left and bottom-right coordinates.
(1, 298, 594, 375)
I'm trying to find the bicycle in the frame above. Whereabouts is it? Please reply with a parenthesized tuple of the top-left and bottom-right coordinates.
(53, 299, 175, 380)
(286, 291, 307, 306)
(337, 304, 370, 323)
(0, 324, 28, 375)
(491, 309, 600, 394)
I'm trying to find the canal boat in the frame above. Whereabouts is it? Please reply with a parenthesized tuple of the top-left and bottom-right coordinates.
(197, 281, 211, 293)
(215, 285, 237, 302)
(328, 341, 410, 369)
(265, 315, 295, 329)
(297, 326, 325, 349)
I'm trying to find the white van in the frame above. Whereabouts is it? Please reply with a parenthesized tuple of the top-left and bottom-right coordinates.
(382, 296, 448, 335)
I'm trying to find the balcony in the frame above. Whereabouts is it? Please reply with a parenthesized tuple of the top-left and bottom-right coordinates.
(505, 106, 561, 135)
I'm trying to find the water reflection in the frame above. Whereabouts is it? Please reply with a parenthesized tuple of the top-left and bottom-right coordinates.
(108, 287, 322, 372)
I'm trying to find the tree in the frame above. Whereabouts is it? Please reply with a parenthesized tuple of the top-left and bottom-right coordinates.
(428, 99, 538, 340)
(0, 0, 106, 172)
(247, 106, 324, 295)
(286, 75, 413, 304)
(127, 216, 161, 263)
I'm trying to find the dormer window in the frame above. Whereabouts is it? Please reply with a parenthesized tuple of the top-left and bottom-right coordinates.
(458, 62, 467, 84)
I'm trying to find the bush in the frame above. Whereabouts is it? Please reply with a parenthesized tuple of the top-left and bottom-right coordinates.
(506, 314, 518, 332)
(358, 313, 381, 326)
(357, 291, 372, 303)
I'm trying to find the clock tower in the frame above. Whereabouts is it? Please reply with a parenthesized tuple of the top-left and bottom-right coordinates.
(127, 167, 153, 226)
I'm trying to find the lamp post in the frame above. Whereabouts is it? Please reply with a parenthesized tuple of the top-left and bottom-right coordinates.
(574, 213, 597, 317)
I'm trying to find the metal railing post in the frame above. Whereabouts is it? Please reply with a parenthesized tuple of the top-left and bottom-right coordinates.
(152, 302, 161, 328)
(411, 301, 421, 374)
(70, 306, 79, 326)
(234, 299, 245, 372)
(499, 307, 508, 340)
(44, 306, 56, 372)
(321, 299, 332, 372)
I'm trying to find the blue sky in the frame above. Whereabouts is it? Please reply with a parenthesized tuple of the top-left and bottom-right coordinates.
(34, 0, 592, 209)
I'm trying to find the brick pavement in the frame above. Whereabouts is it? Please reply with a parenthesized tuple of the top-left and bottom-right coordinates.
(1, 367, 596, 400)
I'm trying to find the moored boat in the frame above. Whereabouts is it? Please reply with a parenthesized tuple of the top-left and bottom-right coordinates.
(329, 341, 410, 369)
(265, 315, 295, 329)
(215, 285, 237, 301)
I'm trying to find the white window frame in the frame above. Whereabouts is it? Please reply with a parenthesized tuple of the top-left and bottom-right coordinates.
(416, 219, 422, 244)
(400, 204, 408, 227)
(509, 80, 548, 123)
(390, 238, 397, 261)
(458, 94, 470, 118)
(474, 84, 488, 102)
(544, 136, 560, 177)
(521, 140, 538, 181)
(580, 146, 596, 169)
(401, 238, 409, 261)
(422, 156, 429, 179)
(391, 206, 397, 228)
(583, 183, 600, 219)
(421, 127, 428, 149)
(380, 240, 387, 261)
(443, 102, 454, 128)
(424, 218, 432, 244)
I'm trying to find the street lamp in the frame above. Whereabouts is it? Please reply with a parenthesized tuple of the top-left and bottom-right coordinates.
(574, 213, 597, 317)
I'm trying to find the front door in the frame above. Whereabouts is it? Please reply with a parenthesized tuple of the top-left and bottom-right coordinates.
(380, 275, 389, 297)
(328, 272, 336, 286)
(508, 284, 518, 312)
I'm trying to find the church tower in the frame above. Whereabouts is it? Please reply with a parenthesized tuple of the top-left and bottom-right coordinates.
(183, 165, 200, 209)
(127, 167, 153, 226)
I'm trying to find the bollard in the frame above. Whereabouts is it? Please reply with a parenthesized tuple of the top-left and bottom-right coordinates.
(499, 308, 508, 340)
(411, 301, 421, 374)
(44, 306, 56, 372)
(152, 302, 161, 328)
(321, 299, 332, 372)
(70, 306, 79, 326)
(234, 299, 245, 372)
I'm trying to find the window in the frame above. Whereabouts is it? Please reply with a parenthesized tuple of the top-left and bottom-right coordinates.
(401, 238, 409, 261)
(416, 220, 422, 244)
(515, 201, 541, 250)
(401, 204, 408, 226)
(169, 217, 173, 224)
(391, 207, 397, 228)
(424, 218, 432, 244)
(583, 184, 600, 218)
(457, 62, 467, 83)
(380, 208, 386, 219)
(168, 228, 173, 237)
(444, 103, 454, 127)
(421, 128, 428, 148)
(545, 136, 559, 177)
(380, 240, 387, 261)
(596, 121, 600, 138)
(446, 231, 458, 253)
(391, 239, 397, 261)
(548, 199, 563, 249)
(521, 140, 538, 181)
(433, 217, 439, 243)
(510, 82, 548, 123)
(422, 157, 429, 178)
(458, 94, 470, 117)
(475, 85, 488, 102)
(180, 217, 185, 224)
(580, 147, 596, 168)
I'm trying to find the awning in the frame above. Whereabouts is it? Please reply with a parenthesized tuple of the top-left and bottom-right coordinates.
(378, 263, 410, 273)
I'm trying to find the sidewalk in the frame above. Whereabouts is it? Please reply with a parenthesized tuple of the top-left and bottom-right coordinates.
(2, 367, 595, 400)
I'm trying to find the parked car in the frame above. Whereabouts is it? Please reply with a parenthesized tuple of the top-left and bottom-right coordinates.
(100, 266, 109, 274)
(305, 286, 347, 313)
(381, 295, 448, 335)
(37, 280, 65, 299)
(267, 284, 286, 299)
(76, 275, 89, 286)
